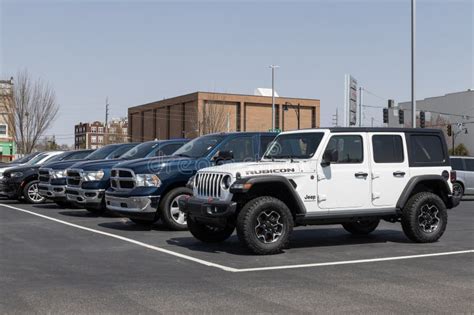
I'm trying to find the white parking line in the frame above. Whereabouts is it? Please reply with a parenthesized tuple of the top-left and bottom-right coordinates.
(0, 203, 238, 273)
(2, 203, 473, 273)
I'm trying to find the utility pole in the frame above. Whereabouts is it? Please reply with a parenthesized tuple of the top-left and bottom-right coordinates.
(371, 117, 374, 127)
(105, 97, 110, 144)
(226, 112, 230, 132)
(269, 65, 279, 131)
(358, 87, 363, 127)
(411, 0, 416, 128)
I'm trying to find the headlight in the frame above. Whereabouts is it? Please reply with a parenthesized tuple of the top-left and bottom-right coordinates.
(50, 169, 67, 179)
(10, 171, 24, 178)
(221, 175, 232, 190)
(135, 174, 161, 187)
(82, 170, 105, 181)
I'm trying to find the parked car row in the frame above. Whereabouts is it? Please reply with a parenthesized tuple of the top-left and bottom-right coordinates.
(0, 128, 465, 255)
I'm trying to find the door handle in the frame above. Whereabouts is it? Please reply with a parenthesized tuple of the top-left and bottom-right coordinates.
(393, 171, 406, 177)
(354, 172, 369, 178)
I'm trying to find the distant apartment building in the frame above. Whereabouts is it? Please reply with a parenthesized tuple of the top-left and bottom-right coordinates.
(128, 91, 320, 142)
(74, 118, 128, 149)
(0, 78, 16, 162)
(389, 90, 474, 154)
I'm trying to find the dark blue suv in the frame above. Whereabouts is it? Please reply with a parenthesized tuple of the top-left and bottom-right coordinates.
(105, 132, 277, 230)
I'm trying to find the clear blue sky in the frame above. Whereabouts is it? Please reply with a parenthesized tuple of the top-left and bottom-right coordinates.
(1, 0, 472, 144)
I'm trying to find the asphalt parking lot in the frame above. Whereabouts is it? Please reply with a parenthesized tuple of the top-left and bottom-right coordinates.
(1, 199, 473, 313)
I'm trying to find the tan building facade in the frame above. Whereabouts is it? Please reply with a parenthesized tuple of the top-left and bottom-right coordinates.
(128, 92, 320, 142)
(74, 118, 129, 149)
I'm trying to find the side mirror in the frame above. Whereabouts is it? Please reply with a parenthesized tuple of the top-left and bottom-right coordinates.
(213, 150, 234, 165)
(321, 150, 337, 167)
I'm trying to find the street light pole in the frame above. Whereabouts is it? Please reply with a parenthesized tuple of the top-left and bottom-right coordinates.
(411, 0, 416, 128)
(269, 65, 279, 131)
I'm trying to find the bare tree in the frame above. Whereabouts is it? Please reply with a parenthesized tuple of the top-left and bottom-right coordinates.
(195, 101, 228, 136)
(8, 70, 60, 154)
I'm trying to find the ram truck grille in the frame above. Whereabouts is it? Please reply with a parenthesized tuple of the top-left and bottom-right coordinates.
(39, 169, 51, 183)
(110, 168, 136, 191)
(196, 172, 226, 199)
(67, 169, 82, 186)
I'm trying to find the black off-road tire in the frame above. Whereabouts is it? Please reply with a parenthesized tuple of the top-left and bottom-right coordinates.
(342, 219, 380, 235)
(187, 217, 235, 243)
(236, 196, 294, 255)
(401, 192, 447, 243)
(23, 180, 46, 204)
(159, 187, 193, 231)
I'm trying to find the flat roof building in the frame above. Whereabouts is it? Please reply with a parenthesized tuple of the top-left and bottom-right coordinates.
(128, 91, 320, 142)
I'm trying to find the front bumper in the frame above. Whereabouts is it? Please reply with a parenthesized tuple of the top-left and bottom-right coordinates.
(179, 196, 237, 226)
(0, 178, 20, 198)
(105, 195, 160, 221)
(38, 183, 66, 199)
(66, 186, 105, 205)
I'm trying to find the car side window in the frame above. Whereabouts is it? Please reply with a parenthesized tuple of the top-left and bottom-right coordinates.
(260, 136, 275, 155)
(411, 135, 445, 163)
(450, 158, 465, 171)
(156, 144, 183, 156)
(465, 159, 474, 172)
(324, 135, 363, 164)
(220, 136, 256, 162)
(372, 135, 404, 163)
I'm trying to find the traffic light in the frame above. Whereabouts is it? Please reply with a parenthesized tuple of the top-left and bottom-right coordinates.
(388, 99, 395, 108)
(383, 108, 389, 124)
(398, 109, 404, 125)
(420, 111, 425, 128)
(447, 124, 452, 136)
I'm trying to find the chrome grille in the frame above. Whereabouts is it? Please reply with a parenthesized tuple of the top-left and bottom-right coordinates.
(39, 169, 51, 183)
(66, 169, 82, 187)
(196, 172, 225, 199)
(110, 168, 136, 191)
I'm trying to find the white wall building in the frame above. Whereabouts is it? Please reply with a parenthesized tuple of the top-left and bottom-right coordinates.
(388, 90, 473, 155)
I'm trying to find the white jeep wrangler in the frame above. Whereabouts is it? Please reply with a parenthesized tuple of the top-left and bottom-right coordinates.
(179, 128, 460, 255)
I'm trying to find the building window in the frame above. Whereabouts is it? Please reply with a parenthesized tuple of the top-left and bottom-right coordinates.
(109, 127, 116, 134)
(0, 124, 7, 136)
(91, 126, 97, 133)
(98, 127, 104, 133)
(98, 136, 104, 143)
(91, 136, 97, 143)
(122, 128, 127, 134)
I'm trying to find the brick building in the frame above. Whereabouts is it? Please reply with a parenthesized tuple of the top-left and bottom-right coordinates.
(128, 91, 320, 142)
(0, 78, 16, 161)
(74, 118, 128, 149)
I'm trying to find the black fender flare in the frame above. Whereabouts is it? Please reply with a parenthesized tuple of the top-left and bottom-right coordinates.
(396, 175, 451, 209)
(230, 175, 307, 215)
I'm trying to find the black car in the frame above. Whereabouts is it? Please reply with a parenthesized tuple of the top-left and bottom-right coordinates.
(1, 150, 93, 204)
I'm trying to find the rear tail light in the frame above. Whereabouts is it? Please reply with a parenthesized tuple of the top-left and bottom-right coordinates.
(450, 170, 457, 183)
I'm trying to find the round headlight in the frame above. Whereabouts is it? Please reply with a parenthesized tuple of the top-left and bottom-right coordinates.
(221, 175, 232, 190)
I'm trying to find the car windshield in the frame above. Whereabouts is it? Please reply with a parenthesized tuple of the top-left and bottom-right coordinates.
(120, 142, 160, 160)
(25, 153, 48, 165)
(263, 132, 325, 159)
(173, 135, 225, 158)
(85, 145, 120, 160)
(109, 144, 138, 159)
(15, 152, 39, 164)
(65, 150, 94, 160)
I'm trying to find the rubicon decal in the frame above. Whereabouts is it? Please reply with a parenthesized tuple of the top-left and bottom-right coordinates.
(245, 168, 295, 175)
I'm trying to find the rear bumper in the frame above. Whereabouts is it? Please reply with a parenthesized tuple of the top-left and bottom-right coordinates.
(38, 183, 66, 199)
(66, 186, 104, 205)
(105, 195, 160, 221)
(179, 196, 237, 226)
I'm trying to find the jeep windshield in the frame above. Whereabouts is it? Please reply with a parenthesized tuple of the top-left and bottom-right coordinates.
(263, 132, 324, 159)
(120, 142, 159, 160)
(172, 135, 225, 158)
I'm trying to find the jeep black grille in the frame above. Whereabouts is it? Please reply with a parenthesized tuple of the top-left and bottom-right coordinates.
(66, 170, 82, 186)
(38, 169, 50, 183)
